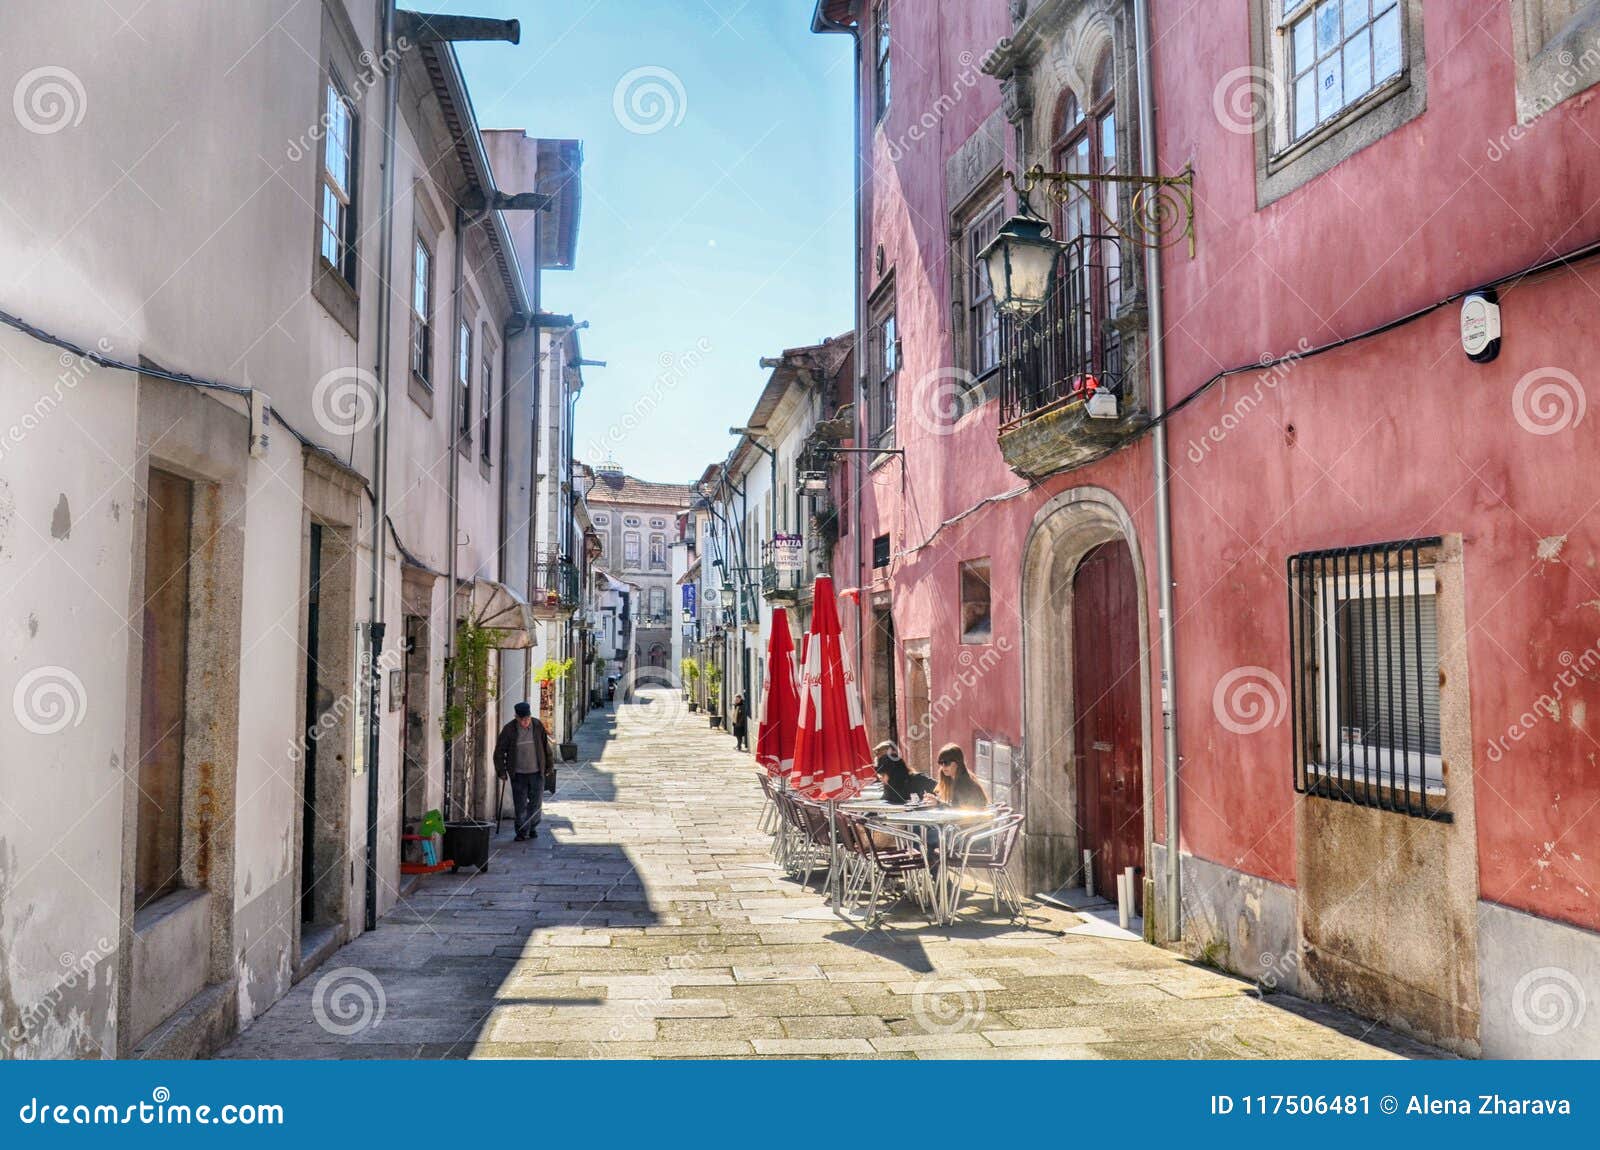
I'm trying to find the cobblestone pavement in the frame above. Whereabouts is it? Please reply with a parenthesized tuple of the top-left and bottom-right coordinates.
(223, 689, 1441, 1060)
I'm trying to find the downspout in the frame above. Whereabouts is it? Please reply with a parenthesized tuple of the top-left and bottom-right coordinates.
(812, 3, 864, 669)
(526, 217, 542, 696)
(1135, 0, 1181, 942)
(363, 0, 399, 933)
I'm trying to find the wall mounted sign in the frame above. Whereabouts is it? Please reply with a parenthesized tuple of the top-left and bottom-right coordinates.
(772, 533, 803, 573)
(682, 583, 697, 616)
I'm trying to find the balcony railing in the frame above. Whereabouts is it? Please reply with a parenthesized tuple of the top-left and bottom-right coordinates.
(998, 233, 1124, 427)
(530, 558, 578, 616)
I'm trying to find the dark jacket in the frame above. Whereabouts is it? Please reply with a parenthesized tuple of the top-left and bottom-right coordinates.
(878, 761, 937, 804)
(493, 717, 551, 778)
(731, 700, 749, 736)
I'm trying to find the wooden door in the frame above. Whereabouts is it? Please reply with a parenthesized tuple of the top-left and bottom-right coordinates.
(1072, 541, 1143, 912)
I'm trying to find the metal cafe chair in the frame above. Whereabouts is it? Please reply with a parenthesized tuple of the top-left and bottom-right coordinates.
(949, 812, 1026, 919)
(860, 818, 936, 926)
(757, 772, 780, 836)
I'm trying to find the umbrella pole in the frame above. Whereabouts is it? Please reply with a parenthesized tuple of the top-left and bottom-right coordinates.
(827, 798, 848, 919)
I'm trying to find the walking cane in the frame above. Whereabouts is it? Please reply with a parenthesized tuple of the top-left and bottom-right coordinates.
(494, 774, 506, 835)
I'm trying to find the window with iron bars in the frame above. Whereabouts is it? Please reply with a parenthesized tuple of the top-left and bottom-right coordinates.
(997, 233, 1124, 425)
(1287, 537, 1447, 820)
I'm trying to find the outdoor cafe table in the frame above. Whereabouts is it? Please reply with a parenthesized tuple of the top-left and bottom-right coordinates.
(877, 806, 1002, 925)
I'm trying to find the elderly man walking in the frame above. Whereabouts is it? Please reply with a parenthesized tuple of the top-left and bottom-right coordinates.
(493, 701, 552, 841)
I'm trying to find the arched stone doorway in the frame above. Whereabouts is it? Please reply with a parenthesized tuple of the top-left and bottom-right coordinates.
(1019, 487, 1154, 898)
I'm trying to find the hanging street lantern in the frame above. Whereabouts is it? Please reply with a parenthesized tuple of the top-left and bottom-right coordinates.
(978, 212, 1062, 319)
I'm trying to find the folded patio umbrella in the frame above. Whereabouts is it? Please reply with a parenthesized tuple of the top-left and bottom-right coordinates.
(755, 606, 800, 779)
(790, 576, 875, 801)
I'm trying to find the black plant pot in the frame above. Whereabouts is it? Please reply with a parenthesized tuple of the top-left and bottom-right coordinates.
(709, 715, 723, 729)
(444, 819, 493, 873)
(560, 742, 578, 762)
(689, 701, 699, 712)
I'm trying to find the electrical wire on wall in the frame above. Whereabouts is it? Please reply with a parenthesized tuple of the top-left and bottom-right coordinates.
(0, 305, 444, 576)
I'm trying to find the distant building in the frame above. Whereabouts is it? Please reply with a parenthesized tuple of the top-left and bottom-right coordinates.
(583, 461, 695, 678)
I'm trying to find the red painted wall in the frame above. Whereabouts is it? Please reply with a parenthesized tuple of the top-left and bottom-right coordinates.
(833, 0, 1599, 933)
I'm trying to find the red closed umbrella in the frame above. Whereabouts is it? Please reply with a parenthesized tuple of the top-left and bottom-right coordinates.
(756, 607, 800, 779)
(790, 576, 875, 801)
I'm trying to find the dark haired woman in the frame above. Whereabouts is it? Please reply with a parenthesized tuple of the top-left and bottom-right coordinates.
(934, 743, 989, 809)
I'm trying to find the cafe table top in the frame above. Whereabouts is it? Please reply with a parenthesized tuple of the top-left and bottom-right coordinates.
(877, 805, 1002, 826)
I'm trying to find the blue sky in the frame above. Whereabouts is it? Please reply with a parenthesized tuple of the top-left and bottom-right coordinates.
(456, 1, 856, 483)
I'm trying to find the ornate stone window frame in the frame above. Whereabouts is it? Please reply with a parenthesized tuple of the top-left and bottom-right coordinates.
(1509, 0, 1600, 122)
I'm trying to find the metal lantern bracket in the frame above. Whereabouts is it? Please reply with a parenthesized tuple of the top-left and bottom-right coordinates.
(1004, 163, 1196, 257)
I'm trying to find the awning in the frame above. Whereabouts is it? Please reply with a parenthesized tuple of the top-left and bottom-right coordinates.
(469, 579, 537, 649)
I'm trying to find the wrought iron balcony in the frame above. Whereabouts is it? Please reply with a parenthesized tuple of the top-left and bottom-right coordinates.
(996, 233, 1146, 476)
(761, 562, 801, 602)
(530, 558, 579, 618)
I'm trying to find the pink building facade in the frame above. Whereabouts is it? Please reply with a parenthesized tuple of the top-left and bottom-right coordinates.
(812, 0, 1600, 1056)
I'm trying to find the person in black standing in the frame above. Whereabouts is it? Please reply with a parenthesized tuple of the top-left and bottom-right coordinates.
(494, 702, 551, 841)
(731, 692, 750, 752)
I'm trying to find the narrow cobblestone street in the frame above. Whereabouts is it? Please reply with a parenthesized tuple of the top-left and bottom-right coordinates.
(222, 691, 1440, 1060)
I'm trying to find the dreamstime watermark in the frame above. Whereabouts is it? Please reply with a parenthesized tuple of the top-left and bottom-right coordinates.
(311, 365, 386, 436)
(1511, 367, 1586, 436)
(612, 65, 687, 134)
(585, 337, 711, 457)
(311, 966, 386, 1036)
(13, 65, 86, 134)
(1211, 665, 1288, 736)
(1512, 965, 1587, 1037)
(612, 667, 692, 739)
(287, 645, 404, 765)
(0, 339, 113, 463)
(1185, 339, 1313, 464)
(2, 937, 114, 1056)
(586, 934, 718, 1049)
(285, 37, 410, 162)
(885, 43, 1008, 163)
(904, 367, 982, 438)
(1485, 44, 1600, 161)
(1484, 640, 1600, 763)
(901, 639, 1012, 747)
(1211, 65, 1277, 136)
(12, 665, 87, 735)
(1185, 947, 1299, 1056)
(910, 974, 987, 1034)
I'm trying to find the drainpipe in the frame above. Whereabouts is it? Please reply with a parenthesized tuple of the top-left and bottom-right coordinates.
(812, 4, 864, 669)
(363, 0, 400, 933)
(1135, 0, 1181, 942)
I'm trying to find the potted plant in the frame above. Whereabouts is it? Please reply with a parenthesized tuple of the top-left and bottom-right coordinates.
(535, 657, 580, 761)
(704, 663, 723, 728)
(682, 657, 700, 711)
(441, 620, 495, 873)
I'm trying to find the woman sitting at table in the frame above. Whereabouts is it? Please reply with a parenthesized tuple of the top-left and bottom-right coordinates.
(875, 747, 938, 805)
(934, 743, 989, 808)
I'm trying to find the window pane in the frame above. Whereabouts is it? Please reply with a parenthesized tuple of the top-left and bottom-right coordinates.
(1285, 0, 1314, 13)
(1341, 0, 1367, 34)
(321, 189, 341, 265)
(1315, 0, 1340, 55)
(1372, 4, 1402, 82)
(1344, 29, 1372, 100)
(324, 90, 350, 194)
(1295, 71, 1317, 136)
(1100, 111, 1116, 169)
(1292, 16, 1316, 75)
(1316, 53, 1343, 121)
(1339, 593, 1440, 757)
(413, 242, 428, 313)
